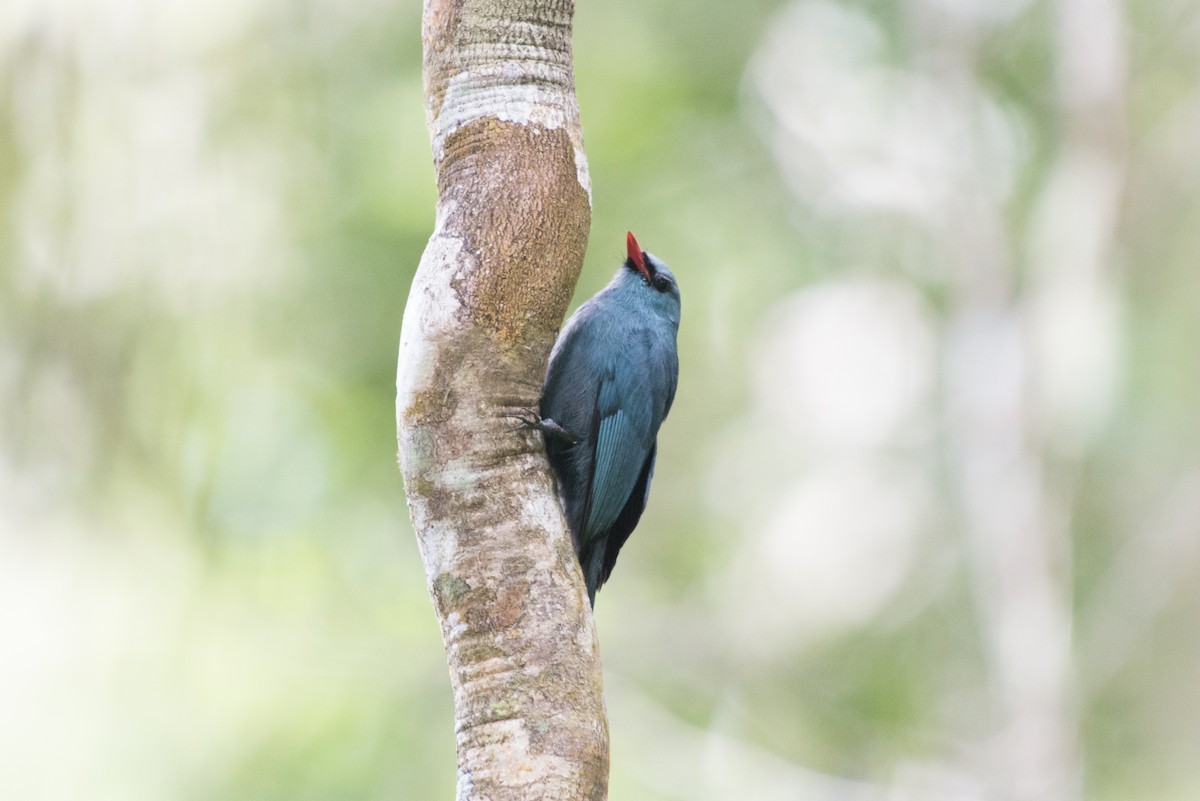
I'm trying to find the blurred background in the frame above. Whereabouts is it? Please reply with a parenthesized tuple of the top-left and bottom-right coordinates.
(2, 0, 1199, 799)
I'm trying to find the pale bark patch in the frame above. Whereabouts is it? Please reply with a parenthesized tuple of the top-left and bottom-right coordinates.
(435, 76, 591, 201)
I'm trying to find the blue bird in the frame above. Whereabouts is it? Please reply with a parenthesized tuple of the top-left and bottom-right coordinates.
(514, 232, 681, 606)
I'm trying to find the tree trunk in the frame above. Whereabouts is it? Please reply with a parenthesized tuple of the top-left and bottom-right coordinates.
(396, 1, 606, 799)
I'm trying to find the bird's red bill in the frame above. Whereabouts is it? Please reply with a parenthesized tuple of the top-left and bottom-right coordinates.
(626, 231, 649, 279)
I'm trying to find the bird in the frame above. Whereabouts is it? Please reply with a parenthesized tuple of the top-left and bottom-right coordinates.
(511, 231, 680, 606)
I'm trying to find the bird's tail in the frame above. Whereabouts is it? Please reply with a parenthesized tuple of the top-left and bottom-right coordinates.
(580, 542, 606, 608)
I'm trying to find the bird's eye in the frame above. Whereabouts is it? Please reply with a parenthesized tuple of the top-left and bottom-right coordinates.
(653, 275, 671, 292)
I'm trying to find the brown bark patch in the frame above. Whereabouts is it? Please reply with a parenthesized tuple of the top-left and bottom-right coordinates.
(440, 120, 589, 347)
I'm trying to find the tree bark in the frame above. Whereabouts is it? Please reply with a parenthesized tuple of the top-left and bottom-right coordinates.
(396, 1, 606, 799)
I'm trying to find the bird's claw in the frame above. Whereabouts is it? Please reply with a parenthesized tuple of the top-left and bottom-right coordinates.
(503, 409, 580, 445)
(502, 409, 543, 433)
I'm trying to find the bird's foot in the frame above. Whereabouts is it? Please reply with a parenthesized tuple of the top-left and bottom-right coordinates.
(503, 409, 580, 445)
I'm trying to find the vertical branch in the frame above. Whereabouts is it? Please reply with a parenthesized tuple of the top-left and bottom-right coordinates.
(397, 1, 607, 799)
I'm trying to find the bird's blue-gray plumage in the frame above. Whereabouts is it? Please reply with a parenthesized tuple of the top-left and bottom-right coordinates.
(535, 238, 680, 606)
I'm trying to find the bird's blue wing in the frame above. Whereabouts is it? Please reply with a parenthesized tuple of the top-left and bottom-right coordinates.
(594, 444, 656, 590)
(584, 370, 655, 539)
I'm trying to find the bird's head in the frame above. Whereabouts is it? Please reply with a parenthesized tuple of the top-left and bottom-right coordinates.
(620, 231, 681, 323)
